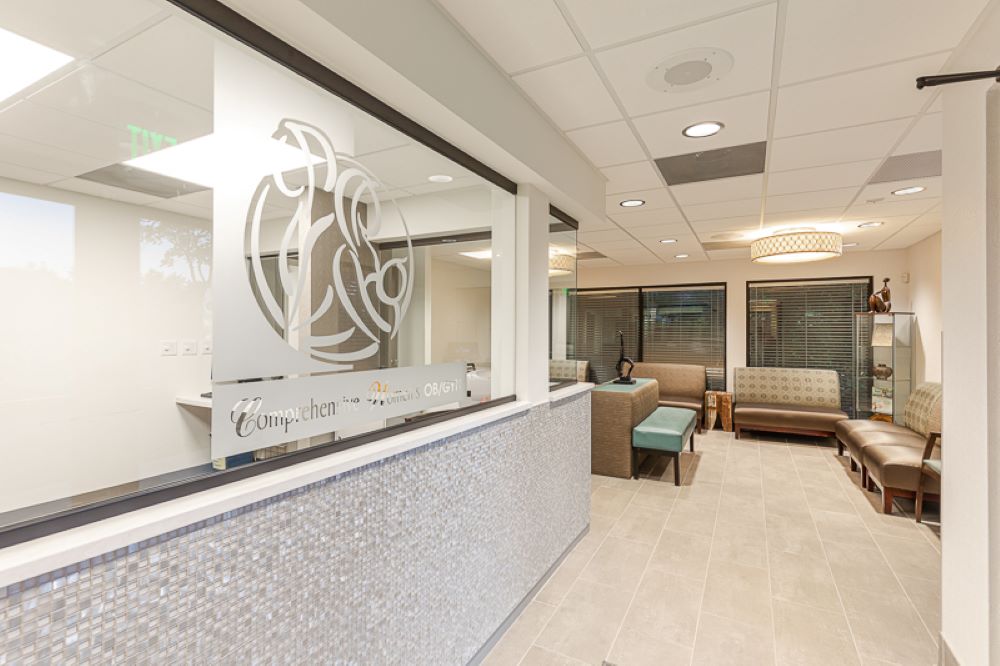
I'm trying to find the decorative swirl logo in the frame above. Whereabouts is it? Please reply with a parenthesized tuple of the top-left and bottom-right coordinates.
(244, 119, 413, 369)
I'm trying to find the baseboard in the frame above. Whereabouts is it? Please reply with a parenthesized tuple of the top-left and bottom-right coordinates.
(467, 524, 589, 665)
(940, 634, 960, 666)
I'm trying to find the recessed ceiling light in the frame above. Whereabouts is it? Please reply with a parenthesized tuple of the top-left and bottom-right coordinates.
(843, 242, 859, 248)
(428, 174, 453, 183)
(858, 221, 884, 228)
(619, 199, 645, 208)
(659, 238, 677, 244)
(891, 185, 925, 196)
(682, 121, 724, 138)
(460, 250, 492, 260)
(0, 28, 73, 103)
(674, 253, 689, 259)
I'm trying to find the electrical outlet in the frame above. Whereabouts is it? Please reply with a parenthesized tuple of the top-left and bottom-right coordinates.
(180, 339, 198, 356)
(160, 340, 177, 356)
(199, 339, 213, 355)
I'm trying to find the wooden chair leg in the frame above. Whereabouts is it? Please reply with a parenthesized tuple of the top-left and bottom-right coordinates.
(882, 487, 894, 514)
(850, 458, 858, 472)
(837, 441, 844, 456)
(631, 447, 638, 480)
(673, 452, 681, 486)
(689, 432, 695, 452)
(915, 486, 924, 523)
(735, 426, 741, 440)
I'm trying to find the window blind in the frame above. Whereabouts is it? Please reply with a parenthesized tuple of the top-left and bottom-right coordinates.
(747, 278, 872, 417)
(642, 285, 726, 391)
(567, 289, 640, 383)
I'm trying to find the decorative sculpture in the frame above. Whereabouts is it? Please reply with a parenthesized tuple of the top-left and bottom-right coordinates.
(868, 277, 892, 313)
(612, 330, 636, 385)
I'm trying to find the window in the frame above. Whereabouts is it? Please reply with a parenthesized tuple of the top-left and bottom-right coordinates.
(747, 278, 873, 417)
(0, 0, 516, 530)
(642, 285, 726, 391)
(566, 285, 727, 386)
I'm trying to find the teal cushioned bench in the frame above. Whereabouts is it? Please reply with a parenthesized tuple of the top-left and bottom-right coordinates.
(632, 406, 697, 485)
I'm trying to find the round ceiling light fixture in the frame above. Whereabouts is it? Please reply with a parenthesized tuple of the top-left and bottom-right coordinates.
(892, 185, 925, 196)
(858, 221, 884, 228)
(674, 253, 690, 259)
(646, 47, 734, 93)
(428, 174, 453, 183)
(548, 253, 575, 277)
(659, 238, 677, 244)
(682, 121, 724, 138)
(751, 230, 843, 264)
(619, 199, 645, 208)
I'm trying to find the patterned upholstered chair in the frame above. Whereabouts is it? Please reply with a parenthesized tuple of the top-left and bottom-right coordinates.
(631, 363, 706, 432)
(548, 359, 590, 382)
(732, 367, 848, 440)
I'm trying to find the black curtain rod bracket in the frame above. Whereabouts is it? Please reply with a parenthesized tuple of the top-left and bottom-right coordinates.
(916, 67, 1000, 89)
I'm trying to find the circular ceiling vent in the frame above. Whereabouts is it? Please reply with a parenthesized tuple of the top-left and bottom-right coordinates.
(646, 47, 734, 93)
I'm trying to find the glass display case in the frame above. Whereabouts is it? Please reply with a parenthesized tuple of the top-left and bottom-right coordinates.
(854, 312, 915, 423)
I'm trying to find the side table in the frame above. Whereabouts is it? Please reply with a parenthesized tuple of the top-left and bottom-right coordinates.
(704, 390, 734, 432)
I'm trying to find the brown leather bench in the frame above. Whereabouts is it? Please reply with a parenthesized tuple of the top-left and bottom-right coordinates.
(733, 367, 848, 440)
(632, 362, 706, 432)
(836, 383, 943, 514)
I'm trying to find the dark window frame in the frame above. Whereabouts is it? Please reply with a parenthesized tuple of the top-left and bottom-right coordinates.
(0, 0, 521, 549)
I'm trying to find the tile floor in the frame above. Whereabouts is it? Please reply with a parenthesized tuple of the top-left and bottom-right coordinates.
(483, 429, 941, 666)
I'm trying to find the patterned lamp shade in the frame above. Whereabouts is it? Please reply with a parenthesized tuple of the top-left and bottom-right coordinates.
(750, 231, 843, 263)
(548, 253, 575, 276)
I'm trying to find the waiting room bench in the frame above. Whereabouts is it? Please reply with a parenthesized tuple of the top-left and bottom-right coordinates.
(632, 406, 697, 485)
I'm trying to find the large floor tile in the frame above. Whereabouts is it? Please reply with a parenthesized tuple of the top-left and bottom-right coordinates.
(665, 500, 718, 537)
(873, 533, 941, 581)
(898, 574, 941, 636)
(534, 549, 591, 606)
(519, 646, 588, 666)
(710, 519, 768, 570)
(701, 560, 773, 629)
(768, 549, 842, 612)
(607, 626, 692, 666)
(609, 505, 669, 545)
(765, 513, 825, 559)
(812, 509, 877, 549)
(578, 536, 654, 592)
(534, 579, 634, 664)
(631, 480, 679, 511)
(691, 612, 776, 666)
(482, 602, 557, 666)
(591, 486, 637, 520)
(646, 529, 713, 581)
(772, 599, 860, 666)
(677, 480, 723, 506)
(621, 569, 704, 647)
(823, 541, 906, 597)
(838, 585, 939, 666)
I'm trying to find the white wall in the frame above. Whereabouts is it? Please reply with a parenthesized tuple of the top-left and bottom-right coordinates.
(429, 259, 491, 366)
(0, 177, 212, 512)
(578, 249, 912, 387)
(906, 232, 943, 384)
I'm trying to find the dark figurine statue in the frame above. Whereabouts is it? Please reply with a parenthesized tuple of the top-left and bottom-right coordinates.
(612, 329, 636, 385)
(868, 277, 892, 313)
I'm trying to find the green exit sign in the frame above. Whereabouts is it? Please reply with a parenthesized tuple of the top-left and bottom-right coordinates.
(128, 124, 177, 158)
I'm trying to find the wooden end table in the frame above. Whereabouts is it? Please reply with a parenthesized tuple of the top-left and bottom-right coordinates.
(704, 390, 734, 432)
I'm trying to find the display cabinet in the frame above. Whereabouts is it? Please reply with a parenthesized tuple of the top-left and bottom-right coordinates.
(854, 312, 915, 423)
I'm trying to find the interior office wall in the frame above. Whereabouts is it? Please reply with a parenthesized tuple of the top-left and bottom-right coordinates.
(906, 232, 943, 384)
(429, 259, 491, 367)
(0, 177, 212, 513)
(577, 249, 913, 387)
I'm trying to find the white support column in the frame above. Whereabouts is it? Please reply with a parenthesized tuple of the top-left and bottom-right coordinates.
(515, 184, 551, 405)
(986, 82, 1000, 666)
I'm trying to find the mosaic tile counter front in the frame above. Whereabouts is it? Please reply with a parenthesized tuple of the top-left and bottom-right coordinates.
(0, 393, 591, 664)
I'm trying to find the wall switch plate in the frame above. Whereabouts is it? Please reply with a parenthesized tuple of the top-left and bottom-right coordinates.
(160, 340, 177, 356)
(180, 339, 198, 356)
(199, 339, 213, 355)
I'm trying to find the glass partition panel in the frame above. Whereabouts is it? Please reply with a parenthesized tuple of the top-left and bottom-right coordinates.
(548, 216, 578, 385)
(0, 0, 515, 523)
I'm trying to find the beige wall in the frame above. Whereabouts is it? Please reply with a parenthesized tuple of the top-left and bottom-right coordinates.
(430, 259, 492, 366)
(578, 249, 913, 387)
(906, 232, 943, 383)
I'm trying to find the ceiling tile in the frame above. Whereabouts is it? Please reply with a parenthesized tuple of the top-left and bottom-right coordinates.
(762, 207, 847, 226)
(671, 174, 763, 206)
(769, 118, 911, 172)
(578, 228, 632, 243)
(632, 91, 769, 158)
(627, 222, 693, 239)
(780, 0, 989, 85)
(148, 197, 212, 220)
(765, 187, 857, 214)
(587, 239, 646, 251)
(436, 0, 582, 73)
(50, 177, 161, 205)
(566, 121, 646, 167)
(601, 161, 663, 194)
(605, 187, 676, 214)
(0, 133, 108, 177)
(513, 57, 621, 130)
(596, 4, 776, 116)
(844, 197, 940, 221)
(95, 16, 212, 110)
(707, 248, 751, 261)
(690, 215, 760, 239)
(767, 160, 880, 196)
(773, 53, 950, 138)
(578, 257, 621, 267)
(0, 100, 132, 163)
(352, 144, 475, 188)
(562, 0, 768, 49)
(895, 113, 942, 155)
(609, 206, 686, 228)
(855, 176, 942, 204)
(682, 197, 760, 221)
(0, 0, 164, 58)
(0, 159, 63, 185)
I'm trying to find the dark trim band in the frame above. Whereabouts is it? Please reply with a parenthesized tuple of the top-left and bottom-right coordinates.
(164, 0, 517, 195)
(548, 205, 580, 230)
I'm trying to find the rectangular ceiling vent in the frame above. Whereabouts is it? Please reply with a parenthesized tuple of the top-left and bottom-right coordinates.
(78, 164, 208, 199)
(654, 141, 766, 186)
(869, 150, 941, 184)
(701, 239, 752, 251)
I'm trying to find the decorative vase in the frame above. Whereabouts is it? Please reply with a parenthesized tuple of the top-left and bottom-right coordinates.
(873, 363, 894, 380)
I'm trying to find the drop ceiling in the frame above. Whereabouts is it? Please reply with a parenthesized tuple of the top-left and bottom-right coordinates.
(434, 0, 994, 265)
